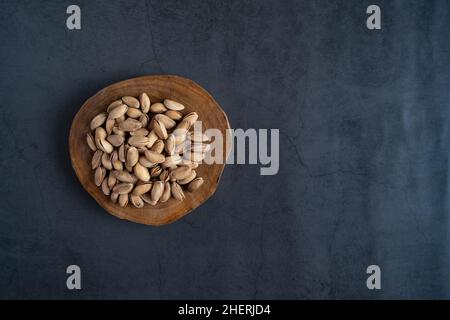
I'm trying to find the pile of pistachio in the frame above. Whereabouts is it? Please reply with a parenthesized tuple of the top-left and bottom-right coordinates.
(86, 94, 209, 207)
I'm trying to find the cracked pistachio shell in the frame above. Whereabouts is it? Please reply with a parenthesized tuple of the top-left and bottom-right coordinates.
(171, 182, 185, 200)
(130, 194, 144, 208)
(151, 118, 168, 140)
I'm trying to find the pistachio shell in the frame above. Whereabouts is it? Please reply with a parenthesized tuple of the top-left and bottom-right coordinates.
(113, 159, 123, 170)
(126, 147, 139, 167)
(110, 150, 118, 164)
(119, 118, 143, 132)
(132, 183, 152, 196)
(130, 194, 144, 208)
(163, 99, 185, 111)
(107, 104, 128, 119)
(160, 182, 171, 203)
(155, 114, 176, 129)
(151, 181, 164, 202)
(150, 140, 165, 154)
(110, 192, 119, 203)
(175, 119, 191, 133)
(180, 159, 199, 169)
(91, 150, 103, 169)
(177, 170, 197, 185)
(165, 110, 183, 121)
(144, 150, 165, 164)
(115, 115, 126, 123)
(118, 144, 127, 162)
(97, 138, 114, 154)
(105, 118, 115, 135)
(101, 152, 113, 170)
(107, 174, 117, 189)
(86, 133, 97, 151)
(139, 113, 149, 127)
(130, 128, 149, 137)
(150, 165, 163, 177)
(107, 100, 123, 113)
(139, 156, 156, 168)
(94, 166, 106, 186)
(122, 96, 140, 108)
(126, 107, 142, 118)
(95, 128, 113, 153)
(146, 130, 159, 148)
(139, 93, 150, 113)
(159, 169, 170, 182)
(113, 183, 134, 195)
(174, 132, 188, 145)
(188, 177, 204, 192)
(170, 166, 192, 181)
(165, 134, 175, 156)
(107, 134, 124, 147)
(118, 194, 129, 207)
(95, 127, 107, 140)
(150, 102, 167, 113)
(141, 194, 157, 205)
(162, 155, 182, 168)
(134, 162, 150, 181)
(128, 136, 150, 148)
(101, 178, 110, 195)
(171, 182, 185, 200)
(183, 112, 198, 126)
(112, 170, 137, 184)
(112, 127, 125, 137)
(151, 118, 168, 139)
(90, 112, 107, 130)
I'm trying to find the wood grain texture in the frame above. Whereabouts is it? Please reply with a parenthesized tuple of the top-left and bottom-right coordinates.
(69, 75, 231, 226)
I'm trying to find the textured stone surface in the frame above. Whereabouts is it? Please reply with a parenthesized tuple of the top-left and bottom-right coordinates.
(0, 0, 449, 299)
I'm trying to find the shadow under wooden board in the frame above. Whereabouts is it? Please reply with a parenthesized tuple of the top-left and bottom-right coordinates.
(69, 75, 231, 226)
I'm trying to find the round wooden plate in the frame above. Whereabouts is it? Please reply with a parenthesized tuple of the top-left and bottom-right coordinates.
(69, 75, 231, 226)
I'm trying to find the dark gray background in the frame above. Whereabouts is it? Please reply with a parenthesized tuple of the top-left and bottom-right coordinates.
(0, 0, 449, 299)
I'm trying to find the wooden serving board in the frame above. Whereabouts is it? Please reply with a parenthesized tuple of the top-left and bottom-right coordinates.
(69, 75, 231, 226)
